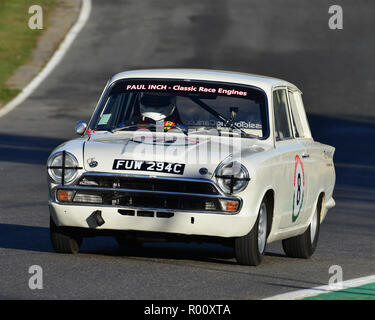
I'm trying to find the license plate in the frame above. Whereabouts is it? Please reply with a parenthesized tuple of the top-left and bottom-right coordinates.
(113, 159, 185, 175)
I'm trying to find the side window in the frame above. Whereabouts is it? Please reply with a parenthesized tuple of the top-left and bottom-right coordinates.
(288, 90, 305, 138)
(273, 89, 292, 141)
(293, 91, 312, 138)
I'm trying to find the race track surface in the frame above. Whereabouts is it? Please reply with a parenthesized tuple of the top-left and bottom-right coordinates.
(0, 0, 374, 299)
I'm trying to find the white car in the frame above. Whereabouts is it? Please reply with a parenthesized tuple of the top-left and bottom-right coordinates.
(47, 69, 336, 266)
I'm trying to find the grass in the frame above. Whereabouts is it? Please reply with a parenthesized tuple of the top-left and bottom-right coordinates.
(0, 0, 57, 104)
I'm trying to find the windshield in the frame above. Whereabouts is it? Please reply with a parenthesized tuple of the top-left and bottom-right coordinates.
(92, 80, 269, 138)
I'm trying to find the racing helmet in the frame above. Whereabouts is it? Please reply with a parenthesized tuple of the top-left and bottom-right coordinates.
(139, 93, 176, 121)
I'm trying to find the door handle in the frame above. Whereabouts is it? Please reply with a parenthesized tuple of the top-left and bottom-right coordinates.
(302, 153, 310, 158)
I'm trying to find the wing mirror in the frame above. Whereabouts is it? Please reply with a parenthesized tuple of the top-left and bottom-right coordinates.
(75, 120, 88, 135)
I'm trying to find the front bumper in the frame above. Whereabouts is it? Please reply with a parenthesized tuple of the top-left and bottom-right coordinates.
(49, 202, 252, 238)
(49, 172, 252, 238)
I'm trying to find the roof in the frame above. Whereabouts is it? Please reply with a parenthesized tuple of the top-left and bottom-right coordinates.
(109, 68, 300, 92)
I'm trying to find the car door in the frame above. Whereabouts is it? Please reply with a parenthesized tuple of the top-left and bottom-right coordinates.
(272, 88, 307, 229)
(288, 90, 321, 224)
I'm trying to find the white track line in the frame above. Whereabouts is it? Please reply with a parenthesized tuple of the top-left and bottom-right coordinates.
(263, 274, 375, 300)
(0, 0, 92, 118)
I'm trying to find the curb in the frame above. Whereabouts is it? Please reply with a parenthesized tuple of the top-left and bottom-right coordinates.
(263, 275, 375, 300)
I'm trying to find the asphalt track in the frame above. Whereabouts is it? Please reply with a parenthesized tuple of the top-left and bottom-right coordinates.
(0, 0, 374, 299)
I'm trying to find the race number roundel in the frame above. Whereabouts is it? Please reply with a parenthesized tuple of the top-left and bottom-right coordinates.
(292, 155, 305, 222)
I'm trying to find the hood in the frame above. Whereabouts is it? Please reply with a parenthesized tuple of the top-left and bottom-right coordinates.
(83, 132, 268, 179)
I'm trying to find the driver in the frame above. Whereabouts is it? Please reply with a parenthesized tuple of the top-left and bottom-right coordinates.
(133, 93, 184, 130)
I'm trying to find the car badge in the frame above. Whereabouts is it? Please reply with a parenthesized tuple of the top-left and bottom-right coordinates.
(88, 158, 98, 168)
(199, 167, 208, 175)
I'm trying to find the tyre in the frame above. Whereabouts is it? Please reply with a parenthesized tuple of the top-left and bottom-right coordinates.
(50, 217, 82, 254)
(282, 198, 321, 259)
(235, 198, 268, 266)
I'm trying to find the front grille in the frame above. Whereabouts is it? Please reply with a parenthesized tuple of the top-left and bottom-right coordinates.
(78, 174, 220, 195)
(55, 173, 241, 214)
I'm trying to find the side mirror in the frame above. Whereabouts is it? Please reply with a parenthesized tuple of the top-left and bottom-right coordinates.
(75, 120, 88, 135)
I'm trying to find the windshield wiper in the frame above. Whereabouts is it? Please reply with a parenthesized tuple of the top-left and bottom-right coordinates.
(111, 124, 187, 135)
(111, 124, 143, 133)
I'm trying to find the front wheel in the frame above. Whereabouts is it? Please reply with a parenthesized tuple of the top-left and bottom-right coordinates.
(50, 218, 82, 254)
(235, 198, 268, 266)
(282, 199, 321, 259)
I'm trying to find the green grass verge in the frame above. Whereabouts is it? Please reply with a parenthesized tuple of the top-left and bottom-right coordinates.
(304, 283, 375, 300)
(0, 0, 56, 104)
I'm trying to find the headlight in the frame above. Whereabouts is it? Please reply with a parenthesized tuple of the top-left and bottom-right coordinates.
(215, 161, 249, 194)
(47, 151, 79, 184)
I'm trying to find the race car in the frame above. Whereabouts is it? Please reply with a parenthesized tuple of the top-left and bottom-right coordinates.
(47, 69, 336, 266)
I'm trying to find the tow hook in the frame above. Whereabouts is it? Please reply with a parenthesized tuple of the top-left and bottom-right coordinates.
(92, 210, 105, 227)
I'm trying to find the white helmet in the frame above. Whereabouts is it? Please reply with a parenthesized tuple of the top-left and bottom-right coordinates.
(140, 93, 176, 121)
